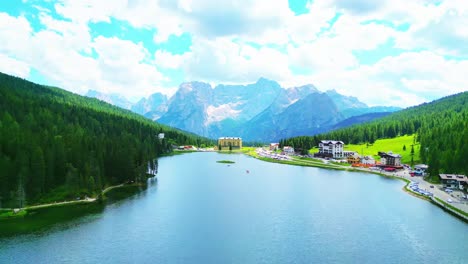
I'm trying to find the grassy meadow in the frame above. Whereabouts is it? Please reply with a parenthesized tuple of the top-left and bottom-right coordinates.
(311, 134, 421, 165)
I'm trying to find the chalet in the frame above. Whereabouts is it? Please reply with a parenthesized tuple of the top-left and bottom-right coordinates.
(179, 145, 197, 150)
(439, 174, 467, 190)
(347, 153, 360, 164)
(218, 137, 242, 150)
(378, 151, 401, 166)
(316, 140, 344, 158)
(158, 133, 165, 139)
(361, 156, 376, 165)
(283, 146, 295, 155)
(270, 143, 279, 151)
(343, 151, 357, 158)
(414, 164, 428, 172)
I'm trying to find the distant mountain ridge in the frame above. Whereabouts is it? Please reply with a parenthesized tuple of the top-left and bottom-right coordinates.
(85, 90, 133, 110)
(86, 78, 402, 142)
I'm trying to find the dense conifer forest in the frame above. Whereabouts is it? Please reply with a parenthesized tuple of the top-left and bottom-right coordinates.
(280, 92, 468, 180)
(0, 72, 213, 207)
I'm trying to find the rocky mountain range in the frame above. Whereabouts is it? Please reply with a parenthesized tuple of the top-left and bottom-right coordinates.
(85, 78, 401, 142)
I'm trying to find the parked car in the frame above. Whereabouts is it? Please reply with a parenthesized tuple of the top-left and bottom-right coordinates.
(430, 185, 434, 188)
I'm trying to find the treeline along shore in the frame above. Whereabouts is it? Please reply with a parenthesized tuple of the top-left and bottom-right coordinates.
(280, 92, 468, 181)
(0, 72, 213, 209)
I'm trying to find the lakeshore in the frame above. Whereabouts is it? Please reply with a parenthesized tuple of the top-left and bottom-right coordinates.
(0, 184, 148, 223)
(1, 149, 465, 237)
(2, 151, 466, 263)
(245, 147, 468, 221)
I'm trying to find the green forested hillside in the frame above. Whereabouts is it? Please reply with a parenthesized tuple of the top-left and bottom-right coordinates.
(0, 72, 213, 207)
(281, 92, 468, 179)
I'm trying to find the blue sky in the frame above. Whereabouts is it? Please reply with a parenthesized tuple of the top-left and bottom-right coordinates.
(0, 0, 466, 106)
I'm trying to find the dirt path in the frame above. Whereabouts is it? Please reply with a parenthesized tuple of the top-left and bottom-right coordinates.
(2, 184, 127, 211)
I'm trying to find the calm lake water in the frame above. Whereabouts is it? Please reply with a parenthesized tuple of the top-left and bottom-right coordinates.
(1, 152, 467, 263)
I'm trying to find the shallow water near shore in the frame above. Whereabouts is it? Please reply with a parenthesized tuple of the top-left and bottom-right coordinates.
(0, 152, 466, 263)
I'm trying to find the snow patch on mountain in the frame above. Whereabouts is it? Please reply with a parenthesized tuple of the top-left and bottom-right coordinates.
(205, 103, 242, 125)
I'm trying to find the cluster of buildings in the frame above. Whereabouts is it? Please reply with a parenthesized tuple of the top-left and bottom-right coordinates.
(439, 174, 467, 191)
(313, 140, 403, 167)
(256, 148, 291, 160)
(177, 145, 198, 150)
(314, 140, 467, 191)
(215, 137, 467, 192)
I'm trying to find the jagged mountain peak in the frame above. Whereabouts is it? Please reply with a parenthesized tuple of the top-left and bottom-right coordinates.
(255, 77, 280, 86)
(85, 89, 132, 110)
(86, 79, 401, 142)
(325, 89, 368, 110)
(178, 81, 213, 93)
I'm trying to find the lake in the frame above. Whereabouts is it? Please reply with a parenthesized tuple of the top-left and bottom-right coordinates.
(1, 152, 467, 263)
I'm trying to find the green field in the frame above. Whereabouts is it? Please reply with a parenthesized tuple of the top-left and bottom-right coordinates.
(311, 134, 421, 165)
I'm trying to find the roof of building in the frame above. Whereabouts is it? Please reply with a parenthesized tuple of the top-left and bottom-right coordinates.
(378, 151, 401, 158)
(320, 140, 344, 145)
(414, 164, 428, 169)
(439, 174, 467, 182)
(218, 137, 242, 140)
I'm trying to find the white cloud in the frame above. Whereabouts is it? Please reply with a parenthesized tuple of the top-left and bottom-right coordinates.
(54, 0, 117, 23)
(29, 30, 100, 93)
(165, 0, 292, 38)
(92, 36, 166, 96)
(287, 1, 336, 44)
(154, 50, 187, 69)
(332, 0, 387, 14)
(178, 37, 291, 84)
(0, 54, 30, 78)
(1, 0, 467, 107)
(0, 11, 172, 98)
(0, 13, 33, 57)
(306, 51, 467, 107)
(38, 13, 92, 53)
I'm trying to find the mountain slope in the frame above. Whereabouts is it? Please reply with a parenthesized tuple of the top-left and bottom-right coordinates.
(240, 90, 342, 141)
(85, 78, 402, 142)
(155, 79, 400, 141)
(282, 92, 468, 177)
(0, 72, 212, 207)
(157, 78, 284, 139)
(157, 82, 213, 136)
(132, 92, 168, 120)
(85, 90, 133, 110)
(331, 112, 393, 130)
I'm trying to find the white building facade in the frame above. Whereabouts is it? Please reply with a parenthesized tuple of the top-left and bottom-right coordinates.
(283, 146, 295, 155)
(318, 140, 344, 158)
(361, 156, 375, 165)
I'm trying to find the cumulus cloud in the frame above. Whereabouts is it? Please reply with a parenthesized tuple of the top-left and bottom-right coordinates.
(333, 0, 386, 14)
(0, 54, 30, 78)
(158, 0, 292, 38)
(177, 37, 291, 84)
(0, 11, 171, 98)
(0, 0, 466, 107)
(308, 51, 467, 107)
